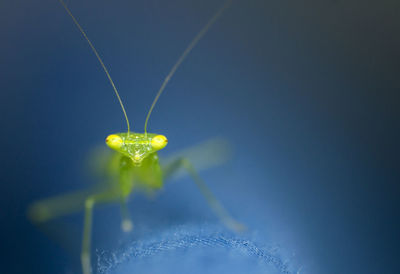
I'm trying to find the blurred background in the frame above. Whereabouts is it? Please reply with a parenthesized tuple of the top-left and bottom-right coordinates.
(0, 0, 399, 273)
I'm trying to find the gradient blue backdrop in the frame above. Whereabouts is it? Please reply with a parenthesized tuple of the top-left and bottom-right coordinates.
(1, 0, 399, 273)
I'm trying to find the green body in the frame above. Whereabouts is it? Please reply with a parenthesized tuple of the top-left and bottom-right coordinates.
(106, 134, 165, 198)
(28, 134, 244, 274)
(117, 152, 163, 196)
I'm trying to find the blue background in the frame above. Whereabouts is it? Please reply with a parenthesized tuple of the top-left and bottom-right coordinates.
(0, 0, 399, 273)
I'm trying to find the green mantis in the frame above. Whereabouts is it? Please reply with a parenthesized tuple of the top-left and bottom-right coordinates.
(28, 1, 243, 273)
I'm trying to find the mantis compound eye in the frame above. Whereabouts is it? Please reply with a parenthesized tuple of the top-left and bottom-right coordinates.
(106, 134, 123, 150)
(151, 135, 168, 150)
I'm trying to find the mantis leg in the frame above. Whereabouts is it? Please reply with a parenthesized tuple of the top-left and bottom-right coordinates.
(27, 188, 97, 224)
(160, 138, 231, 181)
(120, 198, 134, 232)
(163, 158, 245, 232)
(81, 191, 121, 274)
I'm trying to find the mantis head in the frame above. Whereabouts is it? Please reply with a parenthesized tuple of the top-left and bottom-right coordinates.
(106, 133, 168, 166)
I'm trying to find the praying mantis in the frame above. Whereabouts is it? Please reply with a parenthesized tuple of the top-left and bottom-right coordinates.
(28, 1, 243, 273)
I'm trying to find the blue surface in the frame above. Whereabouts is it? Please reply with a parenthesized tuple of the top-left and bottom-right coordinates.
(98, 224, 291, 274)
(1, 0, 399, 274)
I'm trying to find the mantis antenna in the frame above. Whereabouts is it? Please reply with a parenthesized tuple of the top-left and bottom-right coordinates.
(144, 0, 233, 134)
(59, 0, 131, 135)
